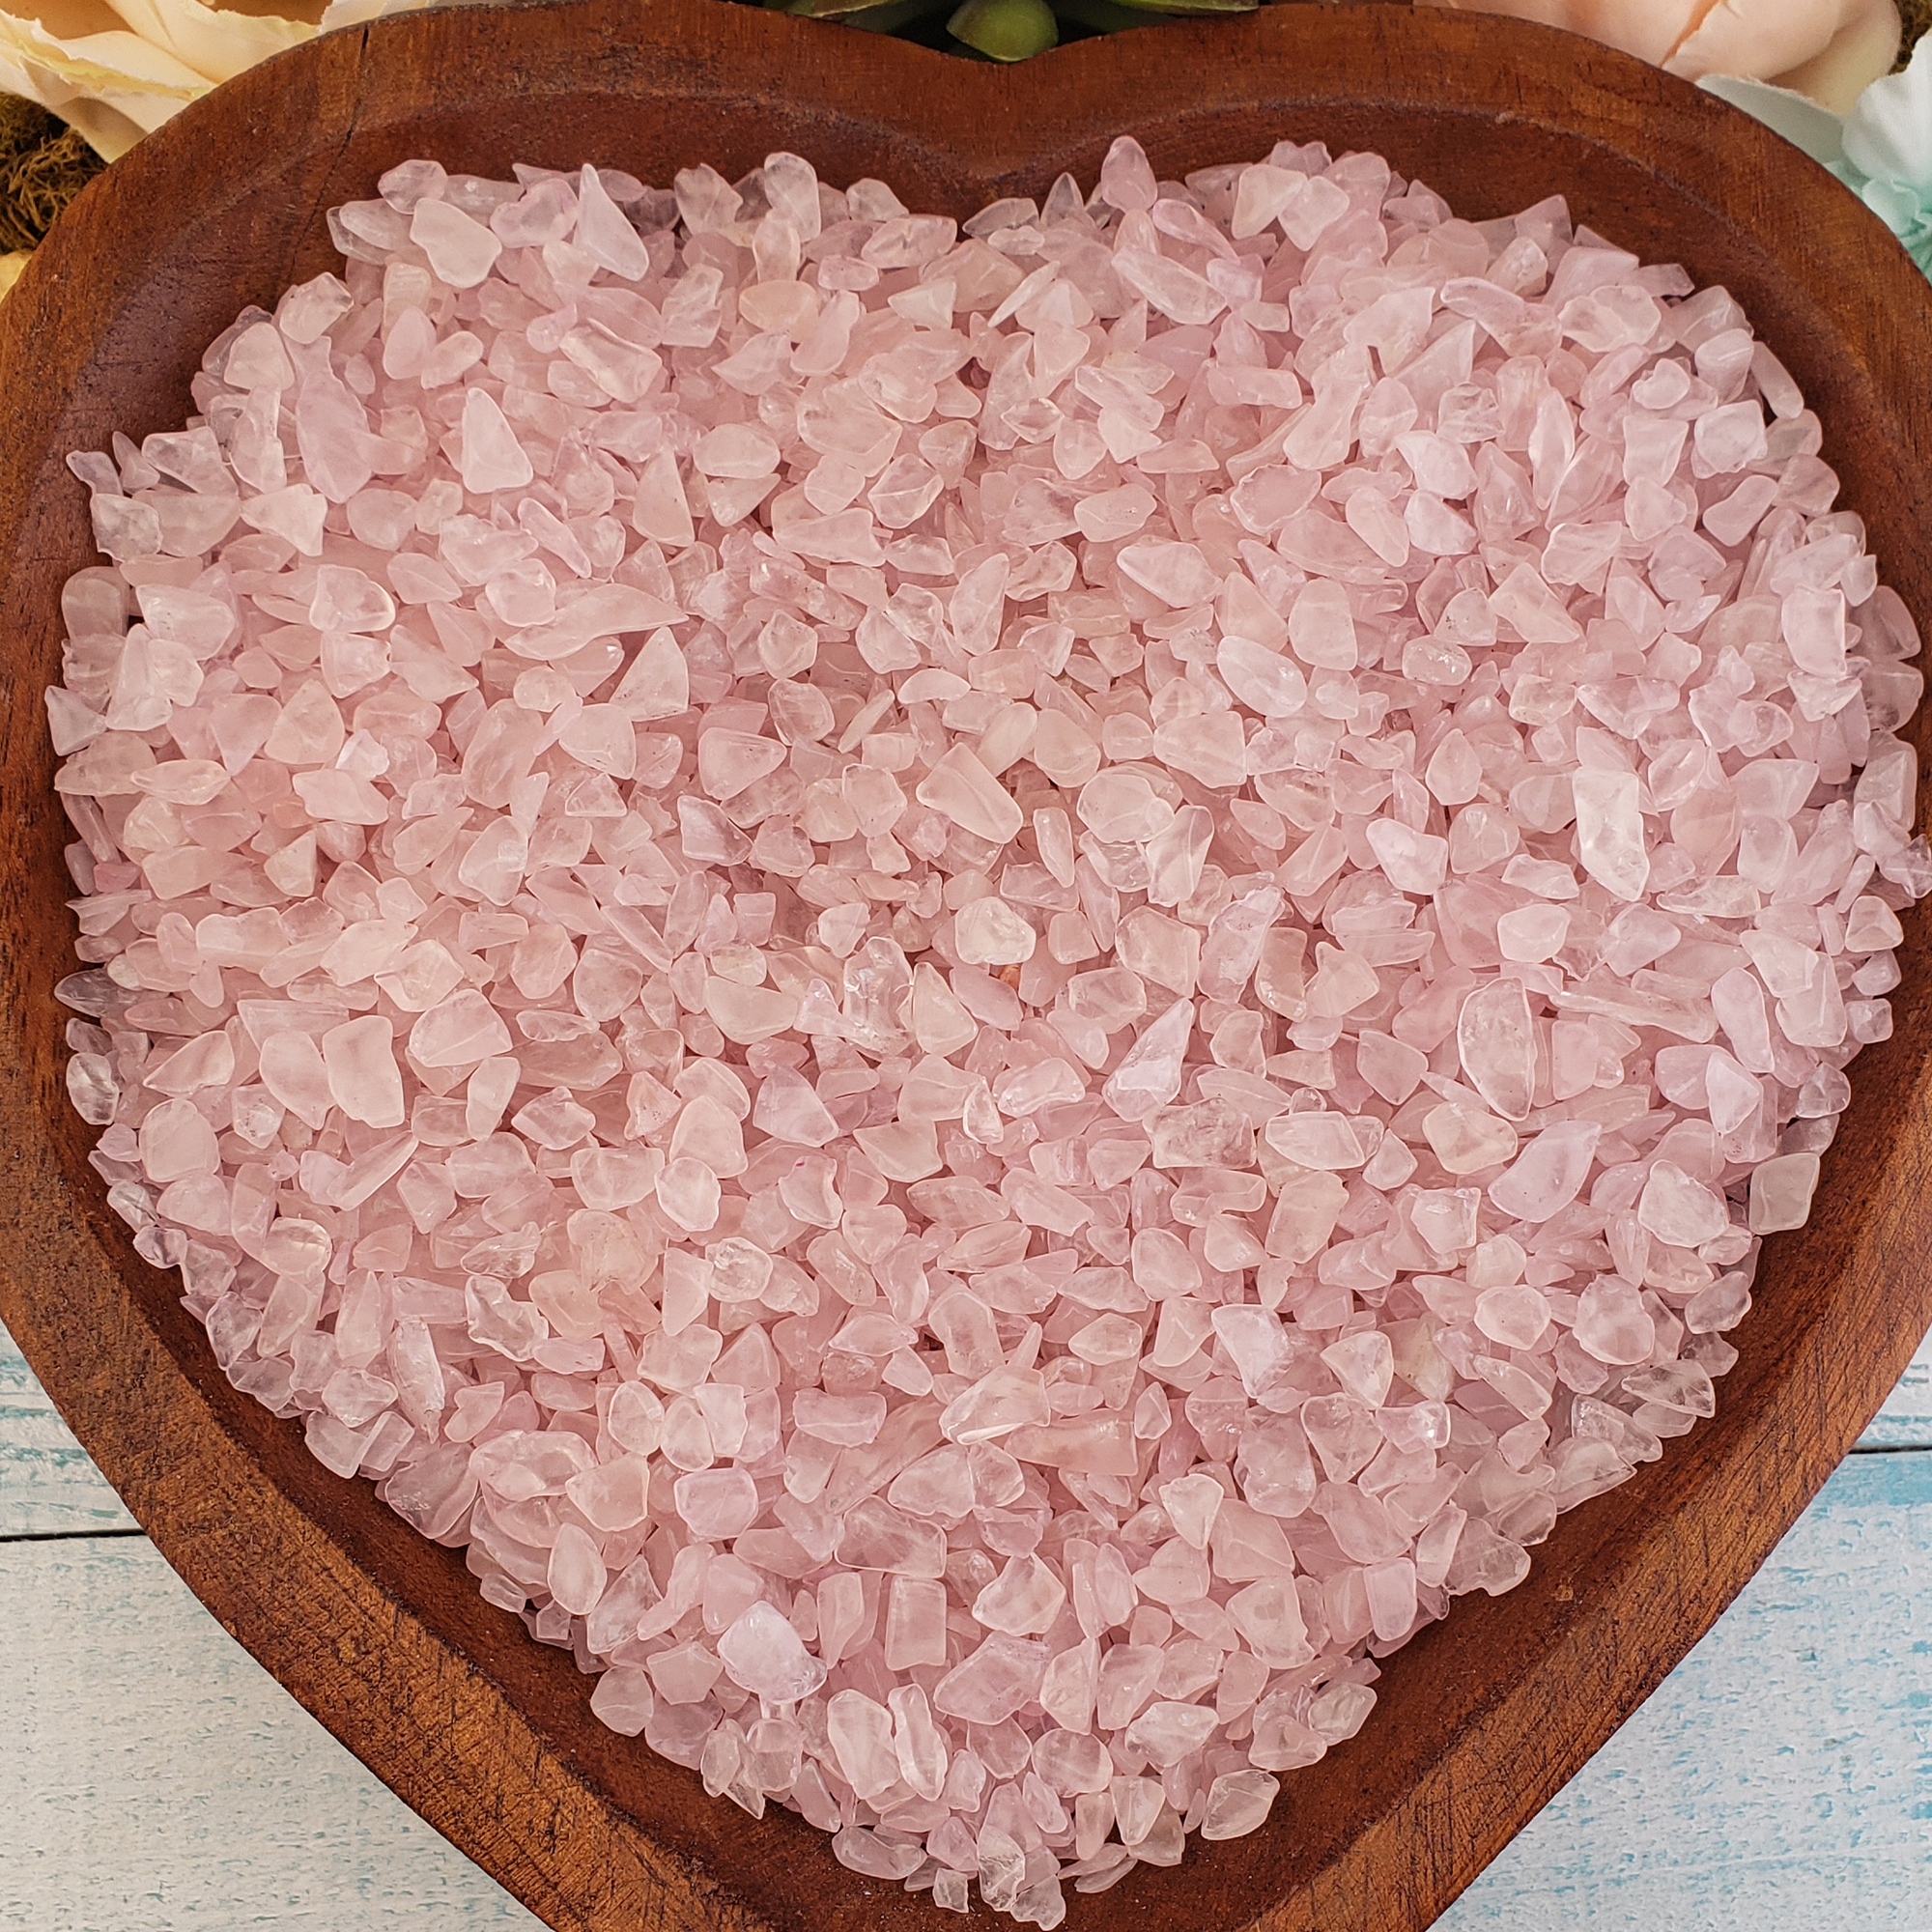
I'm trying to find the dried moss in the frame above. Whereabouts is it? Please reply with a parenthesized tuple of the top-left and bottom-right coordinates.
(0, 94, 103, 254)
(1900, 0, 1931, 65)
(0, 91, 59, 163)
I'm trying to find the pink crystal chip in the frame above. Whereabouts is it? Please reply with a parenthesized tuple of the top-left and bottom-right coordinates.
(49, 137, 1927, 1924)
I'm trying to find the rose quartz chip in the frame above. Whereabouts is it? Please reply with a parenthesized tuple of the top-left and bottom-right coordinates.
(48, 135, 1929, 1924)
(718, 1600, 828, 1701)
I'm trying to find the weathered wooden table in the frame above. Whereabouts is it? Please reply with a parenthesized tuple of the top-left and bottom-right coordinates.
(3, 1315, 1927, 1929)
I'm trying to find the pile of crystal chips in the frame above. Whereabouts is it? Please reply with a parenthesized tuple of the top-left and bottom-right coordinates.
(49, 133, 1926, 1923)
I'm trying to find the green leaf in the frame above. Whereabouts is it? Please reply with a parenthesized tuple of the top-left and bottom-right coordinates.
(1051, 0, 1255, 29)
(947, 0, 1059, 59)
(1090, 0, 1259, 13)
(786, 0, 947, 20)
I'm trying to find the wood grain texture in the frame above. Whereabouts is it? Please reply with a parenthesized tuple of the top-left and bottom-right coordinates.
(2, 1449, 1925, 1930)
(2, 5, 1931, 1931)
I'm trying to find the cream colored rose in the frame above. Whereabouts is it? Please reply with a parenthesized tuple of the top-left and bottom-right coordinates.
(1421, 0, 1903, 112)
(0, 0, 440, 161)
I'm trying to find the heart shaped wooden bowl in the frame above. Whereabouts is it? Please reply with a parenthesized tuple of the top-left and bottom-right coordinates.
(4, 1, 1931, 1925)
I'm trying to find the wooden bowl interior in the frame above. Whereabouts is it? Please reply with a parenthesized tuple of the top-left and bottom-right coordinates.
(3, 5, 1931, 1930)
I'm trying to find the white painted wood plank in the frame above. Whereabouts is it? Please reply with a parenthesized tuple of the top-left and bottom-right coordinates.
(1857, 1326, 1932, 1449)
(0, 1323, 136, 1538)
(1441, 1448, 1932, 1929)
(0, 1533, 544, 1930)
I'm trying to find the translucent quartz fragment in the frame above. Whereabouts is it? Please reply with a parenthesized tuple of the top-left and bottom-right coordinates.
(1489, 1122, 1601, 1223)
(321, 1015, 405, 1129)
(1573, 1280, 1656, 1365)
(49, 136, 1924, 1928)
(972, 1554, 1067, 1634)
(1749, 1151, 1821, 1233)
(934, 1634, 1049, 1724)
(1124, 1700, 1218, 1768)
(410, 197, 502, 289)
(1637, 1159, 1730, 1247)
(410, 990, 514, 1066)
(1098, 134, 1158, 213)
(955, 896, 1037, 966)
(1572, 767, 1649, 902)
(1078, 771, 1172, 843)
(456, 389, 533, 495)
(1217, 637, 1307, 719)
(1202, 1769, 1280, 1840)
(675, 1467, 759, 1540)
(918, 745, 1024, 845)
(718, 1600, 828, 1700)
(1101, 999, 1193, 1122)
(1457, 980, 1537, 1122)
(942, 1367, 1051, 1444)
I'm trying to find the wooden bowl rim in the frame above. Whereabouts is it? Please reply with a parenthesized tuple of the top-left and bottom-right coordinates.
(4, 5, 1932, 1930)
